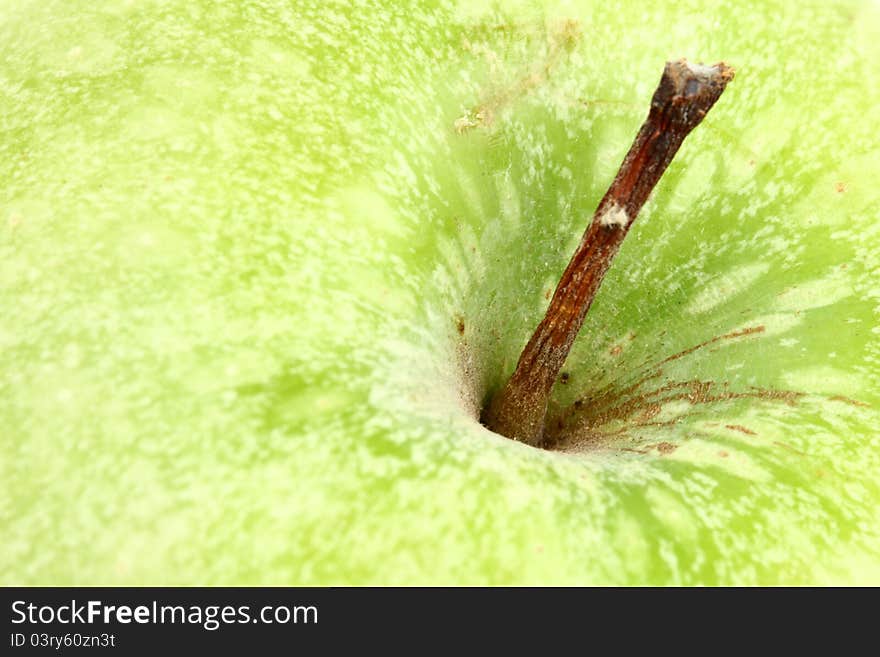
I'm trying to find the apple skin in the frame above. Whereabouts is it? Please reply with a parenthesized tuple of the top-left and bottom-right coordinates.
(2, 0, 879, 585)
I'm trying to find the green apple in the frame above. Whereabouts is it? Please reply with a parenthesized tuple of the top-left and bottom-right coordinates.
(2, 0, 879, 585)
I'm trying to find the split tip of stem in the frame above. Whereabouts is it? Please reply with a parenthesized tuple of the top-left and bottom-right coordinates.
(669, 59, 735, 86)
(654, 59, 735, 125)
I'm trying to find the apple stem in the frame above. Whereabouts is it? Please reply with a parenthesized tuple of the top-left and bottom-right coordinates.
(482, 59, 734, 446)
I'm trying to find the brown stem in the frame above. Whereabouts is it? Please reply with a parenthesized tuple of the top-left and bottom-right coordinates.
(483, 59, 734, 446)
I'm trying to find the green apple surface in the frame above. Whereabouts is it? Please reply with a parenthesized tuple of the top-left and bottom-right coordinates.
(2, 0, 879, 585)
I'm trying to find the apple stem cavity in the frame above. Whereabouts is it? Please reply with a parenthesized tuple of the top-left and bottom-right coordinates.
(482, 59, 734, 447)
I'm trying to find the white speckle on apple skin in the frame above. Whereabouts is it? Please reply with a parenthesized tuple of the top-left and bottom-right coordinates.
(773, 271, 854, 312)
(782, 365, 868, 397)
(597, 202, 629, 229)
(738, 312, 802, 338)
(685, 262, 770, 315)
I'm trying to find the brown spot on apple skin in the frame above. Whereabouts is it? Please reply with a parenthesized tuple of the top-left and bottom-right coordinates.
(638, 403, 662, 422)
(654, 442, 676, 454)
(725, 424, 757, 436)
(656, 325, 765, 366)
(835, 181, 847, 193)
(774, 441, 807, 456)
(543, 324, 802, 454)
(828, 395, 870, 408)
(718, 450, 729, 458)
(455, 315, 465, 336)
